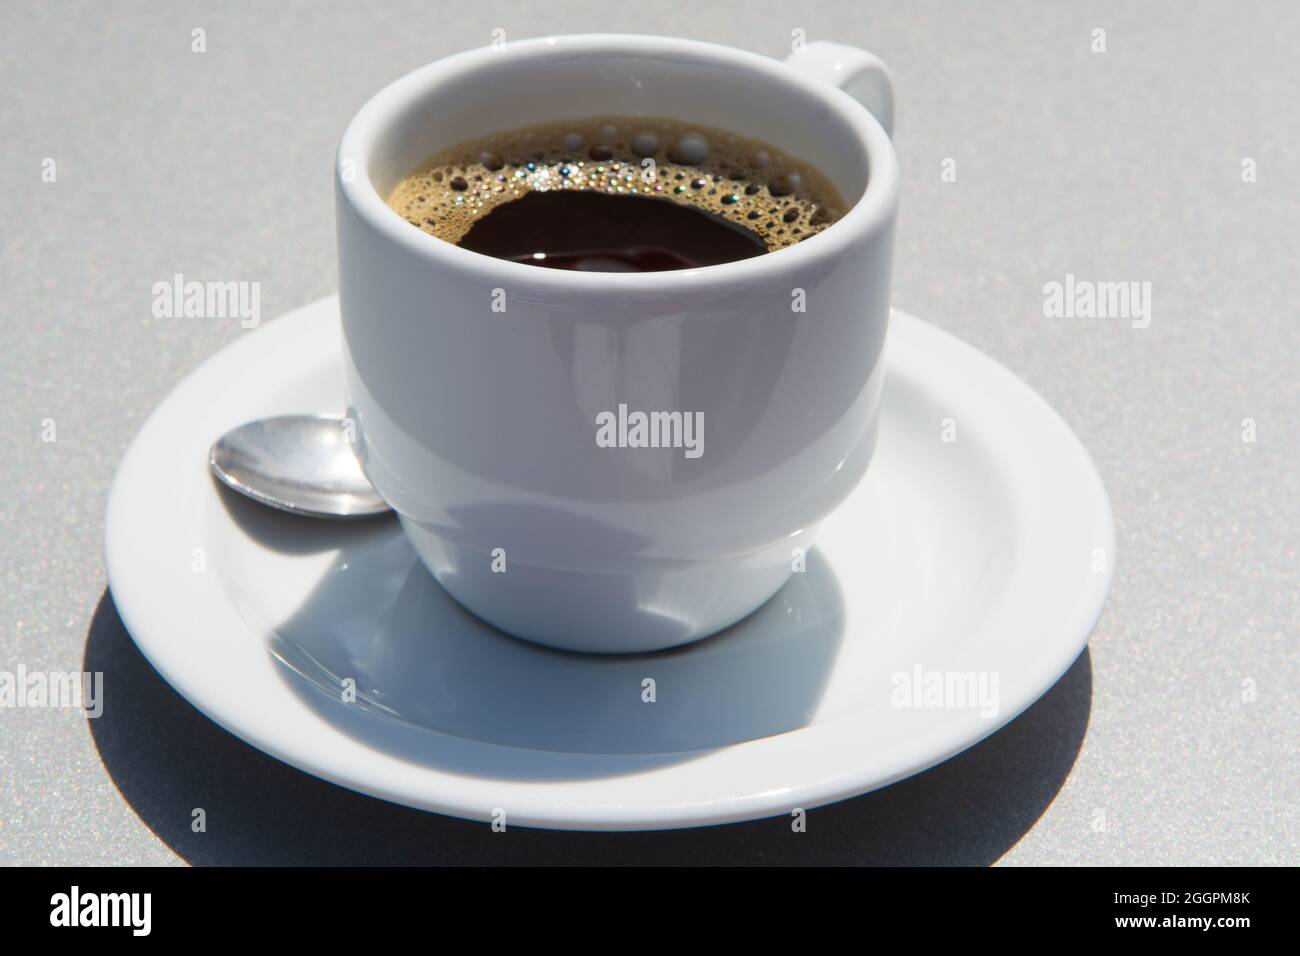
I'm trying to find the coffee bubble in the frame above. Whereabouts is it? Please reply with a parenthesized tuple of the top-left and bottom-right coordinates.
(631, 132, 659, 157)
(667, 133, 710, 164)
(768, 172, 801, 197)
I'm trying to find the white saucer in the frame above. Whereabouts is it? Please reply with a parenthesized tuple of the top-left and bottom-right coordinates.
(105, 296, 1113, 831)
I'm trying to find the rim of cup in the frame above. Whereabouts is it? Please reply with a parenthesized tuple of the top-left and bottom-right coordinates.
(337, 33, 898, 293)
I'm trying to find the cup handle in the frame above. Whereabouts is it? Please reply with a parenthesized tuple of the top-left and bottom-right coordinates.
(784, 41, 894, 138)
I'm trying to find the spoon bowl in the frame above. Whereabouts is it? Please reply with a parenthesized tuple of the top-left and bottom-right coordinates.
(209, 414, 390, 519)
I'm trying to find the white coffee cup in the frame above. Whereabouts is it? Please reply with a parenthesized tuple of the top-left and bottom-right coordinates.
(336, 34, 897, 653)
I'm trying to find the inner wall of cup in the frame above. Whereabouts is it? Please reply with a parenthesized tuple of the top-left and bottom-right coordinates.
(365, 48, 872, 209)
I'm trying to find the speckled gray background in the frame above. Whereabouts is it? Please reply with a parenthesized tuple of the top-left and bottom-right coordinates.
(1, 0, 1295, 865)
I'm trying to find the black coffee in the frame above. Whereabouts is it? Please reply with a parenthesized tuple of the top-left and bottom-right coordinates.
(387, 117, 846, 272)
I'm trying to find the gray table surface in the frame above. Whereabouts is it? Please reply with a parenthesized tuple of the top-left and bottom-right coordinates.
(1, 0, 1295, 865)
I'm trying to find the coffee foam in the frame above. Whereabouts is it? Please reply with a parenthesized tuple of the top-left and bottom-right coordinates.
(386, 116, 847, 252)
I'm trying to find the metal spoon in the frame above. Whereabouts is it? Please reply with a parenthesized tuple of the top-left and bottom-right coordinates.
(208, 414, 390, 519)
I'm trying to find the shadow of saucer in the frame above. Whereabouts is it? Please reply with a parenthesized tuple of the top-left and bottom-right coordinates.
(85, 588, 1091, 864)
